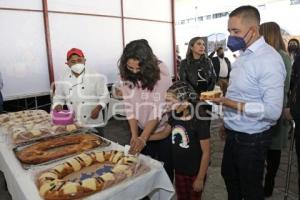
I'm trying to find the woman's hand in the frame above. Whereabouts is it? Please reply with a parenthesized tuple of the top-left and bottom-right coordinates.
(129, 137, 146, 155)
(193, 178, 204, 192)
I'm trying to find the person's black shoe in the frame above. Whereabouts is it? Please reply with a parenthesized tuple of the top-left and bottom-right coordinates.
(0, 171, 8, 191)
(264, 179, 274, 197)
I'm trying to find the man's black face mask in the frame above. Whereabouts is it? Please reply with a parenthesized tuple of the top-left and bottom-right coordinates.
(288, 44, 298, 53)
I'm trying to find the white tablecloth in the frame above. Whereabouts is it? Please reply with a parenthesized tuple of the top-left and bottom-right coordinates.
(0, 131, 175, 200)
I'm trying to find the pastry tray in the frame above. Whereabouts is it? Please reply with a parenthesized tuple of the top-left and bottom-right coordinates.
(11, 126, 85, 147)
(13, 131, 111, 170)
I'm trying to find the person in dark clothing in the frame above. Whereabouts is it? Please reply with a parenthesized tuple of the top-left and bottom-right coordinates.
(260, 21, 292, 198)
(179, 37, 216, 95)
(179, 37, 217, 125)
(289, 54, 300, 199)
(150, 81, 210, 200)
(209, 47, 231, 95)
(288, 38, 300, 64)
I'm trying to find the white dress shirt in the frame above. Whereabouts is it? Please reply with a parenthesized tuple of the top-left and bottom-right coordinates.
(224, 37, 286, 134)
(218, 57, 229, 78)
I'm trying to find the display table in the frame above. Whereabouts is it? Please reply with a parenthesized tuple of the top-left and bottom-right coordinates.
(0, 132, 175, 200)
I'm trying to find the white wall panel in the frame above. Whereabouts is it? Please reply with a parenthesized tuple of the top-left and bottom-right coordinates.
(0, 0, 42, 10)
(0, 10, 50, 100)
(123, 0, 172, 22)
(49, 13, 123, 83)
(48, 0, 121, 16)
(124, 19, 174, 77)
(0, 1, 174, 100)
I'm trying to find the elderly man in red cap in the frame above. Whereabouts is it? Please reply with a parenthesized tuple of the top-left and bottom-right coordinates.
(52, 48, 110, 136)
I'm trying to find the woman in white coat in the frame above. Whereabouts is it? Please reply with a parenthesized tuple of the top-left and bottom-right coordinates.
(52, 48, 110, 133)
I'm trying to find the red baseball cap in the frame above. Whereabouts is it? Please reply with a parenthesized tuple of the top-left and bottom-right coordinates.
(67, 48, 84, 60)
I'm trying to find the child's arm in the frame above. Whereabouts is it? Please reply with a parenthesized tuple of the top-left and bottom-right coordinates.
(193, 139, 210, 192)
(148, 124, 171, 141)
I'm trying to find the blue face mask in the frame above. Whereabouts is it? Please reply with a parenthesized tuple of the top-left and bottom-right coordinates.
(227, 29, 251, 52)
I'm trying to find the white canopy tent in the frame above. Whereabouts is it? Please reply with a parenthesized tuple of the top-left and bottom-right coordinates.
(0, 0, 176, 100)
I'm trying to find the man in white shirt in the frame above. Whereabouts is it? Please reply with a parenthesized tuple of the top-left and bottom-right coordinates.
(0, 71, 3, 113)
(209, 47, 231, 94)
(212, 5, 285, 200)
(52, 48, 110, 135)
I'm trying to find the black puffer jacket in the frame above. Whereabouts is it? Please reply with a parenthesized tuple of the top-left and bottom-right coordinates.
(290, 55, 300, 121)
(179, 55, 217, 94)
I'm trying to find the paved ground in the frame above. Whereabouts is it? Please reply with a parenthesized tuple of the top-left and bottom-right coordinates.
(104, 117, 299, 200)
(202, 119, 299, 200)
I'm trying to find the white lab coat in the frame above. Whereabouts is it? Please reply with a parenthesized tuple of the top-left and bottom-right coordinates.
(52, 69, 110, 127)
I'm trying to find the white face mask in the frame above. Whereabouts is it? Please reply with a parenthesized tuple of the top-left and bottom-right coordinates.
(71, 63, 85, 74)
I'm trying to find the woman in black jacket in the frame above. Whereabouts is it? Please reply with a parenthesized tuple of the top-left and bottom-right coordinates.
(290, 54, 300, 199)
(179, 37, 217, 123)
(179, 37, 216, 95)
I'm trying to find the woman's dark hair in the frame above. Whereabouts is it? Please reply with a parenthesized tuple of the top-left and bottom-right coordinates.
(186, 37, 203, 62)
(185, 37, 210, 66)
(260, 22, 286, 52)
(118, 39, 160, 91)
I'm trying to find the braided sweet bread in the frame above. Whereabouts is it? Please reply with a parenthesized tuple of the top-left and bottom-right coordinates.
(16, 134, 103, 164)
(51, 124, 79, 134)
(0, 113, 9, 124)
(200, 90, 222, 100)
(12, 126, 51, 144)
(37, 150, 138, 200)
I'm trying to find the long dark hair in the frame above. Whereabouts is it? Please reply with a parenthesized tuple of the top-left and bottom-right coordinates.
(185, 37, 210, 65)
(118, 39, 160, 91)
(186, 37, 203, 61)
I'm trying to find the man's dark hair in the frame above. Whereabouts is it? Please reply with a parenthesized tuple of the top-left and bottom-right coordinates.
(288, 38, 300, 54)
(229, 5, 260, 24)
(288, 38, 300, 47)
(216, 47, 223, 53)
